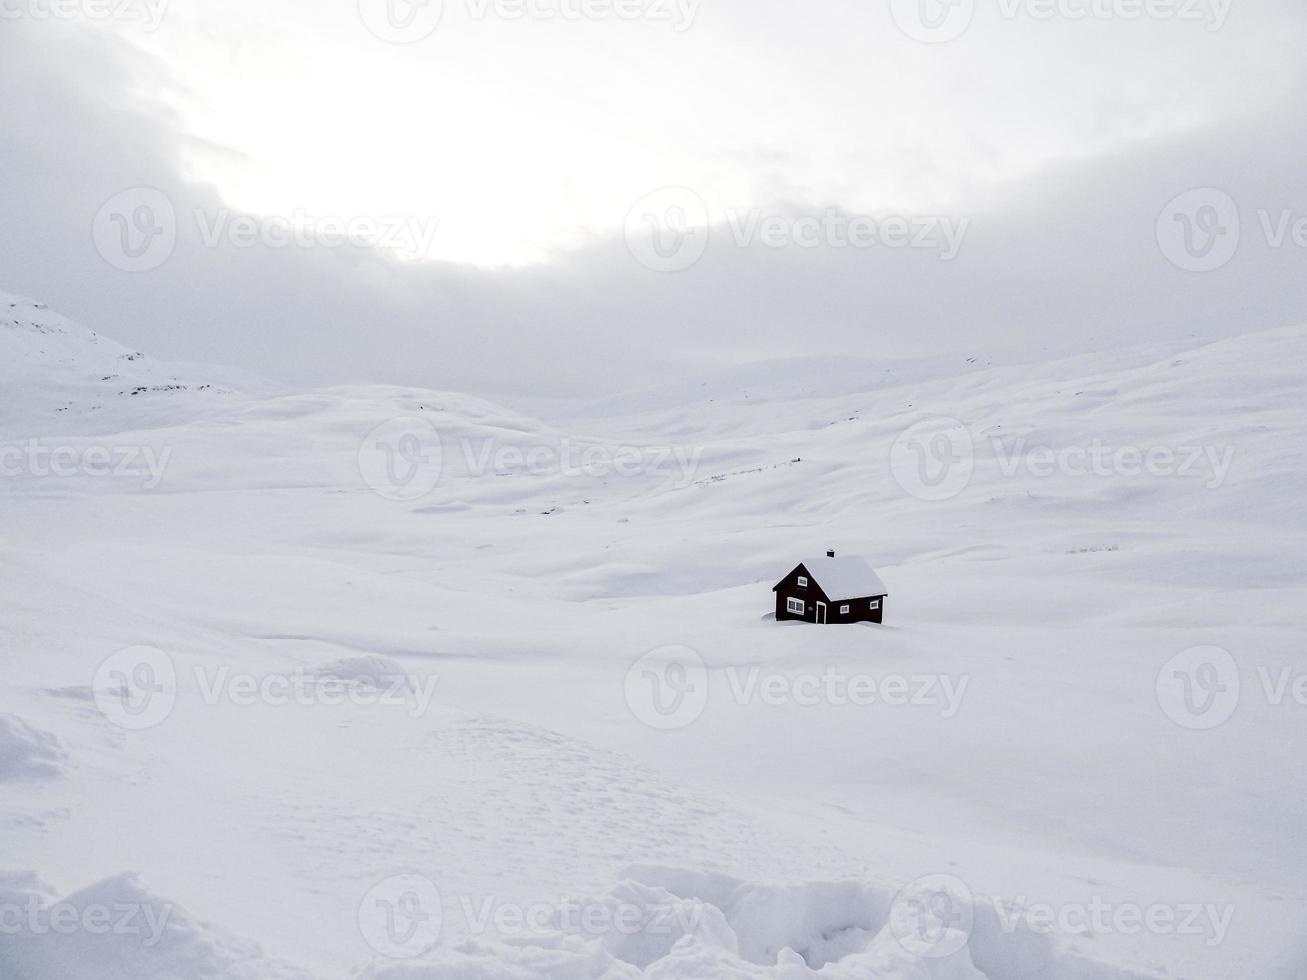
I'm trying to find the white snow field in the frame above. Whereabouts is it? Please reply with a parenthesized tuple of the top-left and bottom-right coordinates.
(1, 291, 1305, 979)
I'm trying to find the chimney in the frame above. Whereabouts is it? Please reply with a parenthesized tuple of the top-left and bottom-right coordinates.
(827, 549, 836, 558)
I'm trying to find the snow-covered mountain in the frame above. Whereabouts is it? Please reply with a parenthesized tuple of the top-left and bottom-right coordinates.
(0, 292, 263, 434)
(2, 295, 1305, 979)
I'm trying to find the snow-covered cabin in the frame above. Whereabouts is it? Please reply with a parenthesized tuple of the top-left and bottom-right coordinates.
(772, 551, 888, 624)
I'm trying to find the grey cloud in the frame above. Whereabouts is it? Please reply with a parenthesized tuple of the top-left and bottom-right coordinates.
(2, 16, 1305, 400)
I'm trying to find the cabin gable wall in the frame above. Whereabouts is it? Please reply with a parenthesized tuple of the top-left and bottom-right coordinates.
(774, 564, 828, 623)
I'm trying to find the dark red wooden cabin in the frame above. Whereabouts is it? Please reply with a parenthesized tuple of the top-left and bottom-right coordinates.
(773, 551, 888, 624)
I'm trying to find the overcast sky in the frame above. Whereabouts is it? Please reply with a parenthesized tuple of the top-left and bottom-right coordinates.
(2, 1, 1305, 397)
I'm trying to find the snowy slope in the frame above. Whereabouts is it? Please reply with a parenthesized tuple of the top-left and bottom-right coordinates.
(1, 296, 1305, 979)
(0, 292, 260, 434)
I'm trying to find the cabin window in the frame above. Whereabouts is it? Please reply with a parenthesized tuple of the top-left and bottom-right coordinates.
(797, 576, 808, 588)
(869, 599, 880, 611)
(840, 604, 849, 614)
(786, 597, 805, 615)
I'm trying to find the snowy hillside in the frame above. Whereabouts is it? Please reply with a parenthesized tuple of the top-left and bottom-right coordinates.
(1, 296, 1305, 979)
(0, 292, 259, 433)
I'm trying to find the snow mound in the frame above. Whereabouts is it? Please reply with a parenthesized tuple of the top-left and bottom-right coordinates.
(0, 714, 69, 780)
(0, 871, 312, 980)
(357, 936, 640, 980)
(306, 654, 416, 692)
(560, 879, 736, 970)
(359, 870, 1150, 980)
(618, 868, 1154, 980)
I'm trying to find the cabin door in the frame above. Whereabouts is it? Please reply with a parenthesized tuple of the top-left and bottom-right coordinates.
(815, 601, 826, 624)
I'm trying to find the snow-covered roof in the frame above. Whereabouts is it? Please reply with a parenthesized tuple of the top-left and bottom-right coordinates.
(793, 555, 888, 600)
